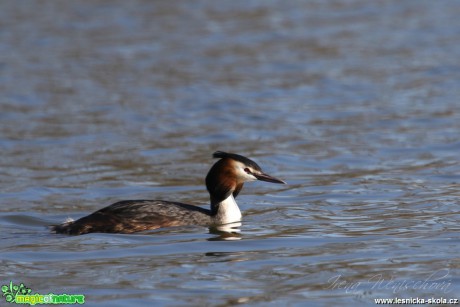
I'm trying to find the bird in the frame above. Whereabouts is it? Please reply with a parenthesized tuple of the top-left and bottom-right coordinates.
(51, 151, 285, 235)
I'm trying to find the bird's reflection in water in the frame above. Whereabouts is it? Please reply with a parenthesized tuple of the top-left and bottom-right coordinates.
(208, 221, 242, 241)
(204, 250, 253, 265)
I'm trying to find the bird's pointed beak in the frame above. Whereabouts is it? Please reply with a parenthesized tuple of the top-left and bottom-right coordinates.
(254, 172, 286, 184)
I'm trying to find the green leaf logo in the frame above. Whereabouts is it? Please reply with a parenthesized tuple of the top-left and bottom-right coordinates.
(1, 281, 32, 303)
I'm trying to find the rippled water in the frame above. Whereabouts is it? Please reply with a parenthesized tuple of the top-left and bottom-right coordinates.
(1, 1, 460, 306)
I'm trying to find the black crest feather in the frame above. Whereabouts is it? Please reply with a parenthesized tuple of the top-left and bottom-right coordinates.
(212, 151, 261, 171)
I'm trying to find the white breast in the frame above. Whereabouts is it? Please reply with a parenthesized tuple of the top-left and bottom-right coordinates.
(214, 194, 242, 224)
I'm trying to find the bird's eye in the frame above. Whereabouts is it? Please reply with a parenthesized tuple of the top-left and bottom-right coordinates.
(244, 168, 251, 174)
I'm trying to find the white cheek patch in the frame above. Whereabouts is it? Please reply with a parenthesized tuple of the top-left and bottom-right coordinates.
(235, 163, 257, 182)
(245, 172, 257, 181)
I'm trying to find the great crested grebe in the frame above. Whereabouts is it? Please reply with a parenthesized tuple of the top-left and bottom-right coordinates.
(51, 151, 285, 235)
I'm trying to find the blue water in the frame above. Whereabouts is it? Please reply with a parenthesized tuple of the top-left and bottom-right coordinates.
(1, 1, 460, 306)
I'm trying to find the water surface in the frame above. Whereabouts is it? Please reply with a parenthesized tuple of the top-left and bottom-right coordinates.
(1, 1, 460, 306)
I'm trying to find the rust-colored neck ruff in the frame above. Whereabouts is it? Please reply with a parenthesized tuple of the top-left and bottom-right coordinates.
(206, 158, 243, 222)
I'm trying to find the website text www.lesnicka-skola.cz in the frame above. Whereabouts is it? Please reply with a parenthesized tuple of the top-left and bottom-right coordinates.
(374, 297, 459, 305)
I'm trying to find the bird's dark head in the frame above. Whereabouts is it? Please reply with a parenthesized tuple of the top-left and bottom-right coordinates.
(205, 151, 285, 203)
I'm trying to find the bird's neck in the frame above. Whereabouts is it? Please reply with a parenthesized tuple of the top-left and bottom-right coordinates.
(210, 194, 242, 224)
